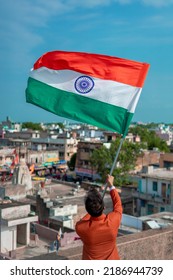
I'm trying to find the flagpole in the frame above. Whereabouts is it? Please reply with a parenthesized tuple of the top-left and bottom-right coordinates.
(102, 136, 125, 198)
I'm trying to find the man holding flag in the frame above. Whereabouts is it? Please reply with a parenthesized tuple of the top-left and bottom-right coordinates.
(25, 50, 149, 258)
(75, 174, 122, 260)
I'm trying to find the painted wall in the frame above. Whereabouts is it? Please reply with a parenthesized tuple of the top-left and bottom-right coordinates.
(121, 214, 143, 230)
(141, 178, 170, 197)
(0, 225, 16, 253)
(50, 205, 77, 217)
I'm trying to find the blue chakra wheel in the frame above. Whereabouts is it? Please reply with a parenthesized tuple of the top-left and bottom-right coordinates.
(74, 75, 94, 94)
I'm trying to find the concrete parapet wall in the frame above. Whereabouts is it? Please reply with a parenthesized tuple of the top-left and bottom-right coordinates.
(1, 204, 30, 219)
(52, 205, 77, 216)
(60, 232, 80, 247)
(117, 226, 173, 260)
(34, 223, 58, 242)
(51, 179, 76, 188)
(33, 223, 79, 247)
(121, 214, 143, 230)
(0, 253, 12, 260)
(0, 184, 26, 200)
(62, 226, 173, 260)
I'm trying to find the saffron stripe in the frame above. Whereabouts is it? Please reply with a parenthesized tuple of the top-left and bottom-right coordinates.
(33, 51, 150, 87)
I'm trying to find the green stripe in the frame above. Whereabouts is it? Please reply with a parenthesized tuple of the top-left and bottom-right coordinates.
(26, 77, 133, 136)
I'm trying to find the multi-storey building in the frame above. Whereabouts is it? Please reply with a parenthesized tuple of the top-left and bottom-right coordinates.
(159, 153, 173, 169)
(0, 199, 38, 257)
(75, 141, 103, 180)
(0, 129, 78, 165)
(132, 166, 173, 216)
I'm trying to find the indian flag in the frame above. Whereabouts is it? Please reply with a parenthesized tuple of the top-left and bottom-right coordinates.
(26, 51, 150, 136)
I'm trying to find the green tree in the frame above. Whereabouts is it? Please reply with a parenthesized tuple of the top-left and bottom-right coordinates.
(68, 153, 77, 170)
(90, 139, 144, 186)
(129, 125, 169, 152)
(90, 145, 112, 181)
(22, 122, 43, 131)
(57, 122, 65, 130)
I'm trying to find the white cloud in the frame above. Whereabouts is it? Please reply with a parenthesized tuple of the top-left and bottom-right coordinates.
(142, 0, 173, 7)
(0, 0, 124, 56)
(143, 15, 173, 29)
(0, 0, 172, 71)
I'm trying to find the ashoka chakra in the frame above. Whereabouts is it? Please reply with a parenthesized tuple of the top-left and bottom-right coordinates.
(74, 76, 94, 94)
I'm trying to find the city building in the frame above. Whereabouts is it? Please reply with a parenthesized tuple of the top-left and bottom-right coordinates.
(0, 199, 38, 258)
(132, 166, 173, 216)
(135, 150, 160, 172)
(75, 140, 103, 180)
(156, 124, 173, 146)
(159, 153, 173, 169)
(1, 172, 173, 260)
(0, 148, 16, 166)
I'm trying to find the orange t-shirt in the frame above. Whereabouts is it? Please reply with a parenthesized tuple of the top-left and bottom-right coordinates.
(75, 189, 122, 260)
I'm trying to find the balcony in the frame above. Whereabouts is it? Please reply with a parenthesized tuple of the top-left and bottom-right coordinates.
(79, 152, 90, 160)
(19, 147, 27, 154)
(132, 191, 171, 204)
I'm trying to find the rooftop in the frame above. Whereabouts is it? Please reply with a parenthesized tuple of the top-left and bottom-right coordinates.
(140, 211, 173, 228)
(39, 181, 87, 207)
(13, 222, 173, 260)
(1, 179, 173, 260)
(15, 237, 82, 260)
(0, 199, 28, 209)
(141, 168, 173, 180)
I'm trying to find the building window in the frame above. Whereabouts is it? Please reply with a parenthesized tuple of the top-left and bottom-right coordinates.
(141, 200, 145, 207)
(160, 207, 165, 212)
(147, 204, 154, 215)
(153, 181, 158, 192)
(167, 184, 171, 199)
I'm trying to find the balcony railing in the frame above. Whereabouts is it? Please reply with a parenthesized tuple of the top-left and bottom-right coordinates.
(132, 190, 171, 204)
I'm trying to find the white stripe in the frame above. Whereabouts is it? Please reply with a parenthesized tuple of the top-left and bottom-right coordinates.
(30, 67, 142, 113)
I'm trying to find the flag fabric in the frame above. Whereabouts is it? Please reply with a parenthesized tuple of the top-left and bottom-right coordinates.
(26, 51, 150, 136)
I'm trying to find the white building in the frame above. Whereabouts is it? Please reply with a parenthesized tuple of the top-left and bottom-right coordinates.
(133, 167, 173, 216)
(0, 200, 38, 257)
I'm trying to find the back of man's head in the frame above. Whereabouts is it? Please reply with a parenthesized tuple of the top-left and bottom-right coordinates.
(85, 188, 104, 217)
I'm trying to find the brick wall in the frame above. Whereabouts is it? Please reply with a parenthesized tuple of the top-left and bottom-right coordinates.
(136, 151, 160, 171)
(160, 153, 173, 168)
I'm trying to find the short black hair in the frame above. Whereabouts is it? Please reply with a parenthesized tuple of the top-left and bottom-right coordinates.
(85, 188, 104, 217)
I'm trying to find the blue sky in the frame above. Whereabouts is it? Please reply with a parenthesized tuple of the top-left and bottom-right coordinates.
(0, 0, 173, 124)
